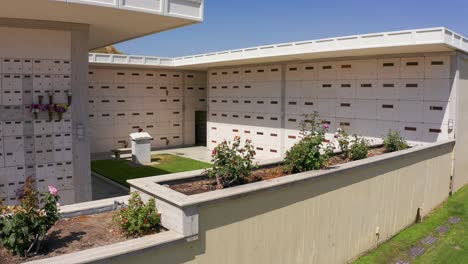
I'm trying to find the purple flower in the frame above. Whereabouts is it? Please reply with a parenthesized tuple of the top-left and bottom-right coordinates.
(323, 123, 330, 130)
(54, 104, 68, 113)
(30, 104, 43, 112)
(48, 185, 58, 196)
(334, 133, 339, 138)
(43, 104, 53, 112)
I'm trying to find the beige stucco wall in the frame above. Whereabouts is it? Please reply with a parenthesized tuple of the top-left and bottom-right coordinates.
(453, 53, 468, 192)
(88, 66, 206, 153)
(111, 141, 453, 264)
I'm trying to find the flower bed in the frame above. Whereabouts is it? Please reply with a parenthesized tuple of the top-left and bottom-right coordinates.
(168, 146, 387, 195)
(0, 211, 127, 263)
(0, 188, 162, 263)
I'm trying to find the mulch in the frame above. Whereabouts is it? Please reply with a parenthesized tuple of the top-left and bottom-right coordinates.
(0, 211, 158, 263)
(169, 147, 387, 195)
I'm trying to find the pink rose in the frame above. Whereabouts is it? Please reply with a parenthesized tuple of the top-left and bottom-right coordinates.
(334, 133, 339, 138)
(212, 149, 217, 156)
(48, 185, 58, 196)
(323, 123, 330, 130)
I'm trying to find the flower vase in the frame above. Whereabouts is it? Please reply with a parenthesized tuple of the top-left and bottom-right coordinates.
(57, 112, 63, 121)
(67, 95, 72, 106)
(49, 95, 54, 105)
(48, 111, 53, 122)
(33, 112, 38, 120)
(38, 95, 44, 105)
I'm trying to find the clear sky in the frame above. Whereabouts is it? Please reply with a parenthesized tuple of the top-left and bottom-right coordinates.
(115, 0, 468, 58)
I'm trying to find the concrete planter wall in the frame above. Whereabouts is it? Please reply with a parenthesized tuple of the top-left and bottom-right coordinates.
(124, 140, 454, 264)
(23, 140, 455, 263)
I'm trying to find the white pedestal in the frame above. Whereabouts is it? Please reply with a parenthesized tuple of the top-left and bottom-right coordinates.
(130, 132, 153, 165)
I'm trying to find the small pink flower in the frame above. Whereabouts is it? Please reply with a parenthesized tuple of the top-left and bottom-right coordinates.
(334, 133, 339, 138)
(212, 149, 217, 156)
(48, 185, 58, 196)
(323, 123, 330, 130)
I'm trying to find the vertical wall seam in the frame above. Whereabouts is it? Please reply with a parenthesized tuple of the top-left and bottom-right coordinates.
(280, 64, 286, 157)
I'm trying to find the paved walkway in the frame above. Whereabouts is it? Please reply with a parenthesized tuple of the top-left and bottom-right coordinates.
(91, 172, 128, 200)
(91, 145, 212, 163)
(152, 146, 212, 163)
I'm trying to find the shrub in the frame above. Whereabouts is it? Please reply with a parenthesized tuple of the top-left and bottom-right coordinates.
(334, 128, 350, 158)
(383, 130, 409, 153)
(283, 112, 334, 173)
(0, 177, 60, 257)
(349, 135, 369, 160)
(113, 192, 160, 236)
(205, 136, 257, 188)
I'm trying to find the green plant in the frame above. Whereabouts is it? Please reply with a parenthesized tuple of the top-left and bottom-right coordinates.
(383, 130, 409, 153)
(349, 135, 369, 161)
(205, 136, 257, 188)
(283, 112, 334, 173)
(334, 128, 351, 158)
(0, 177, 60, 257)
(113, 192, 160, 236)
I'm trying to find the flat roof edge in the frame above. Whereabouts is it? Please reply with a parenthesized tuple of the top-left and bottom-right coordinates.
(89, 27, 468, 69)
(58, 0, 204, 21)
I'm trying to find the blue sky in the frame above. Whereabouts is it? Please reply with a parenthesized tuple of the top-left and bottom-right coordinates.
(115, 0, 468, 57)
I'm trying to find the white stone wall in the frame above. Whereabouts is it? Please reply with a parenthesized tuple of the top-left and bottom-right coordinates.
(88, 67, 206, 153)
(208, 65, 283, 160)
(207, 54, 455, 158)
(0, 27, 75, 205)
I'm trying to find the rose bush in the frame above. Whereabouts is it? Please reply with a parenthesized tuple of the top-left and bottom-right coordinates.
(334, 128, 350, 158)
(383, 130, 409, 153)
(205, 136, 257, 188)
(113, 192, 161, 236)
(283, 112, 334, 173)
(0, 177, 60, 257)
(349, 135, 369, 160)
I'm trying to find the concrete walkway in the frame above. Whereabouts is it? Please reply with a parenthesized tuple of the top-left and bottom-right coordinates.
(91, 172, 128, 200)
(91, 146, 212, 163)
(152, 146, 212, 163)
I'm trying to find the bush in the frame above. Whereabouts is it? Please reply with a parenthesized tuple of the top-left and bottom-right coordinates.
(113, 192, 160, 236)
(334, 128, 350, 158)
(283, 112, 334, 173)
(383, 130, 409, 153)
(0, 177, 60, 256)
(349, 135, 369, 160)
(205, 136, 257, 188)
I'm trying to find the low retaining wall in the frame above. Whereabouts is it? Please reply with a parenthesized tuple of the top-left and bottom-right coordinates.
(124, 140, 455, 264)
(25, 140, 455, 263)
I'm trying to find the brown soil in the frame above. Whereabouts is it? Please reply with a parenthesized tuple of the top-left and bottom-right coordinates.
(0, 211, 159, 263)
(325, 147, 386, 167)
(169, 147, 387, 196)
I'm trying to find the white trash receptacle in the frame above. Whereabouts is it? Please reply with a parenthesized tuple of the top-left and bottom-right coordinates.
(130, 132, 153, 165)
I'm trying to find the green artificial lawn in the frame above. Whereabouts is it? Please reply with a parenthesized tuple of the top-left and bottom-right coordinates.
(91, 154, 211, 187)
(354, 185, 468, 264)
